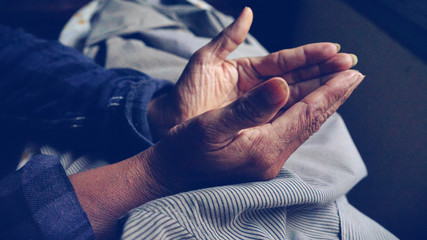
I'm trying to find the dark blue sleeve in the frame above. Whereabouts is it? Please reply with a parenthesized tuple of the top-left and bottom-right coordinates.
(0, 155, 94, 239)
(0, 25, 173, 156)
(0, 26, 174, 238)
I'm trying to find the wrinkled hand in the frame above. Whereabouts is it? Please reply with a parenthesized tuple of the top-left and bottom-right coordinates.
(148, 7, 357, 140)
(71, 69, 363, 238)
(143, 68, 364, 194)
(70, 8, 364, 238)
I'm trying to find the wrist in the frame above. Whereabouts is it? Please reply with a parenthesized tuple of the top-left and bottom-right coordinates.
(147, 90, 184, 141)
(132, 146, 174, 200)
(69, 148, 168, 237)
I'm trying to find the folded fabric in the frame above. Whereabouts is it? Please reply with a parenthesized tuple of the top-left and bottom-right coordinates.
(55, 0, 398, 239)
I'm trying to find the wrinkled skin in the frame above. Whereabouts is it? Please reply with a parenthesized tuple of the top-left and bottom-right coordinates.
(70, 7, 364, 239)
(148, 8, 357, 140)
(145, 7, 362, 194)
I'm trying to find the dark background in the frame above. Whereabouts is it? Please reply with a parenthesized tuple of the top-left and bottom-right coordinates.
(1, 0, 426, 239)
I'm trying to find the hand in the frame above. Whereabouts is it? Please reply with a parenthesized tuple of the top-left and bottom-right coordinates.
(70, 69, 363, 238)
(147, 7, 357, 140)
(69, 7, 362, 238)
(143, 68, 364, 194)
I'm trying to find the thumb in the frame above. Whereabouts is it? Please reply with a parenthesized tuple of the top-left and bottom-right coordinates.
(197, 7, 253, 61)
(211, 77, 289, 143)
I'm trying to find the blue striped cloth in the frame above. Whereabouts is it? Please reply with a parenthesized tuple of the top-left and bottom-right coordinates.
(116, 114, 397, 239)
(36, 114, 397, 239)
(60, 0, 398, 239)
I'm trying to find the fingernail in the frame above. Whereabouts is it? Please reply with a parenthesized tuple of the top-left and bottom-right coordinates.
(240, 6, 251, 18)
(334, 43, 341, 52)
(265, 79, 289, 105)
(349, 53, 358, 66)
(351, 71, 365, 83)
(352, 69, 363, 75)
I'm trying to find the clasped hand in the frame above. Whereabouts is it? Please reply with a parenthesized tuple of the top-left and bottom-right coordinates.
(70, 8, 364, 237)
(144, 7, 364, 195)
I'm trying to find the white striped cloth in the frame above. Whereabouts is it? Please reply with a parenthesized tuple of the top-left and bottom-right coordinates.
(51, 0, 398, 239)
(116, 114, 396, 239)
(37, 114, 397, 239)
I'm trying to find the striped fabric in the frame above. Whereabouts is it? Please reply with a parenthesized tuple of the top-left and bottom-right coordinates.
(115, 114, 396, 240)
(55, 0, 400, 239)
(48, 0, 398, 238)
(37, 114, 397, 239)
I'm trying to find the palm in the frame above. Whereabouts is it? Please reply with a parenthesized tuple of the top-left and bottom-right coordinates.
(175, 44, 354, 121)
(155, 68, 363, 191)
(148, 7, 355, 140)
(175, 58, 248, 118)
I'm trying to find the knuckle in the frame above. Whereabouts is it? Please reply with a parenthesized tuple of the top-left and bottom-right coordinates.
(306, 105, 327, 133)
(297, 103, 329, 143)
(276, 51, 290, 72)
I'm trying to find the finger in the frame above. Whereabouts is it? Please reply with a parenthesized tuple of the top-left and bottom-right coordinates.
(284, 70, 355, 108)
(225, 71, 363, 180)
(272, 70, 364, 154)
(281, 53, 358, 84)
(208, 77, 289, 144)
(267, 71, 341, 123)
(247, 42, 341, 77)
(194, 7, 253, 61)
